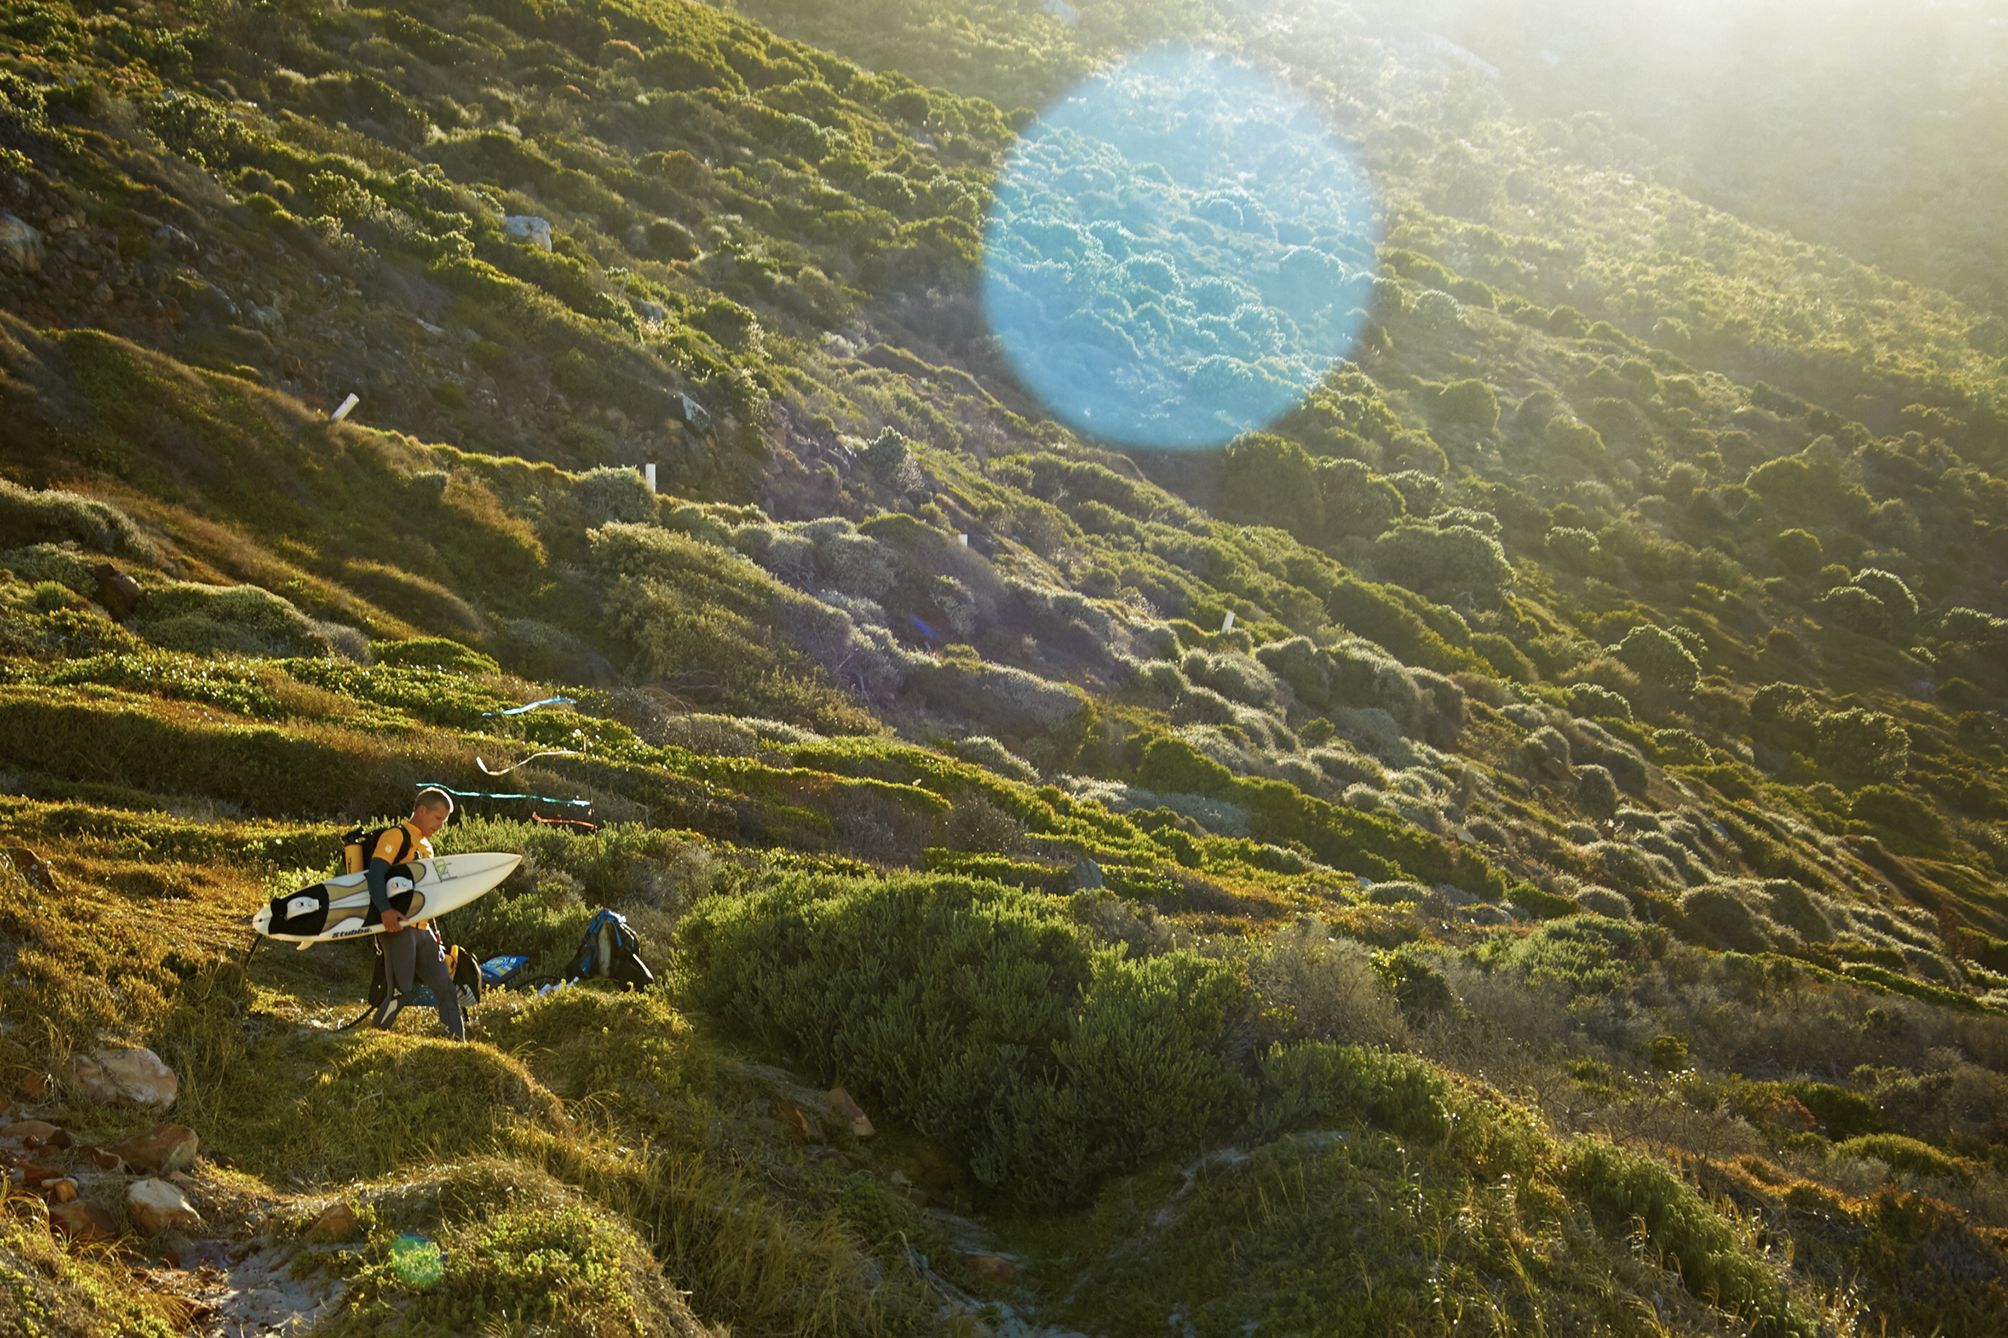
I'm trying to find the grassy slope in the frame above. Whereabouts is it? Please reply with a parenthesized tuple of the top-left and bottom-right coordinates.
(0, 0, 2004, 1332)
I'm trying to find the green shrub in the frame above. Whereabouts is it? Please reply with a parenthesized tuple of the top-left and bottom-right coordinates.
(678, 871, 1247, 1205)
(1816, 583, 1891, 637)
(1370, 521, 1514, 607)
(1567, 682, 1633, 721)
(1434, 378, 1499, 434)
(371, 637, 501, 675)
(0, 479, 150, 558)
(1611, 624, 1700, 697)
(1250, 1040, 1450, 1143)
(1677, 885, 1772, 952)
(1653, 728, 1711, 764)
(133, 582, 333, 659)
(1849, 568, 1918, 629)
(1563, 1139, 1813, 1336)
(1784, 1081, 1886, 1140)
(1545, 525, 1600, 569)
(1573, 764, 1620, 821)
(1848, 785, 1949, 849)
(1649, 1033, 1690, 1071)
(1812, 707, 1909, 789)
(1835, 1133, 1972, 1183)
(1499, 915, 1658, 996)
(572, 466, 659, 526)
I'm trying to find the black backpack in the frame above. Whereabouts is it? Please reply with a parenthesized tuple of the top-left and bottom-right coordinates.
(570, 909, 655, 990)
(340, 822, 414, 876)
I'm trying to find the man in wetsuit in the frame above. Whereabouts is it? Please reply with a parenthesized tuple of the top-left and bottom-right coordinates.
(367, 787, 465, 1040)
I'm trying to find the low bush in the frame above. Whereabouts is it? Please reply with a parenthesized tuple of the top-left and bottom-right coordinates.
(1678, 885, 1774, 952)
(1834, 1133, 1973, 1183)
(134, 582, 334, 658)
(1562, 1139, 1813, 1336)
(0, 478, 151, 557)
(1249, 917, 1406, 1048)
(1249, 1040, 1450, 1143)
(1495, 914, 1661, 997)
(370, 636, 501, 675)
(678, 871, 1249, 1205)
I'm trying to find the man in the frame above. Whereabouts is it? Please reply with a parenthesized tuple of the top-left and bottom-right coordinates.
(367, 788, 465, 1040)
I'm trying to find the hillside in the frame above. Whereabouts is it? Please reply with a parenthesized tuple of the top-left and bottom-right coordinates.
(0, 1, 2004, 1334)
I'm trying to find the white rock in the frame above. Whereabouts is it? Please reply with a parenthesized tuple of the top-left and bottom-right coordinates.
(502, 214, 552, 250)
(0, 212, 44, 274)
(65, 1047, 178, 1107)
(126, 1178, 201, 1236)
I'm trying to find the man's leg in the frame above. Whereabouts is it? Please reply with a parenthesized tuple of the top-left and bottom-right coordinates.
(413, 928, 466, 1041)
(373, 928, 416, 1029)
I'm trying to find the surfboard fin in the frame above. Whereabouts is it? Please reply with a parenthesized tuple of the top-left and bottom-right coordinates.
(296, 939, 315, 951)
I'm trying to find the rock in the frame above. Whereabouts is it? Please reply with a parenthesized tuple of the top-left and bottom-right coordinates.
(17, 1072, 50, 1100)
(153, 223, 197, 254)
(177, 1238, 233, 1270)
(0, 212, 44, 273)
(0, 1120, 61, 1145)
(247, 303, 284, 334)
(50, 1200, 121, 1243)
(79, 1145, 126, 1172)
(3, 846, 57, 893)
(632, 298, 669, 327)
(91, 564, 143, 621)
(127, 1178, 201, 1236)
(65, 1047, 178, 1107)
(306, 1201, 359, 1242)
(502, 214, 552, 250)
(828, 1086, 874, 1139)
(965, 1253, 1019, 1285)
(108, 1123, 198, 1175)
(1071, 858, 1104, 891)
(45, 1177, 78, 1204)
(191, 282, 239, 324)
(772, 1101, 820, 1144)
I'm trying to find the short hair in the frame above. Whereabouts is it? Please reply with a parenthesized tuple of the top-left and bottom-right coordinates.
(414, 787, 455, 815)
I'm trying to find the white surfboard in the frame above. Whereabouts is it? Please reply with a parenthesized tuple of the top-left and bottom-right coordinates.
(250, 853, 521, 949)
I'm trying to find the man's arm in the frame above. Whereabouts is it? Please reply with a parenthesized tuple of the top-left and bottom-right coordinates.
(366, 858, 405, 932)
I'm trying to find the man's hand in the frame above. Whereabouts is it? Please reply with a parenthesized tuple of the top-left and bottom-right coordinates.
(381, 909, 406, 933)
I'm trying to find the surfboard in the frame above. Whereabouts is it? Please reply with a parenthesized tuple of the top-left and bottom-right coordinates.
(251, 853, 521, 949)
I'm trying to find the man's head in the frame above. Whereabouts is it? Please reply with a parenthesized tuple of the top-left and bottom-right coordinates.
(411, 787, 454, 838)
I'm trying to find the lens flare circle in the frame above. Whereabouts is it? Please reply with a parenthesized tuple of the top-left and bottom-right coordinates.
(981, 46, 1380, 451)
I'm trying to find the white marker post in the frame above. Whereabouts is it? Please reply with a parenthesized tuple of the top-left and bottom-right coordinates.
(958, 532, 969, 547)
(1220, 610, 1236, 633)
(330, 392, 359, 423)
(643, 462, 657, 492)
